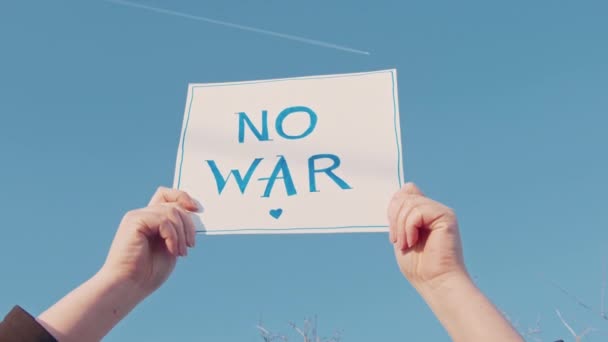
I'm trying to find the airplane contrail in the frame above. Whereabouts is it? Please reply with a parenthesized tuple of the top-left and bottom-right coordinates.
(103, 0, 371, 56)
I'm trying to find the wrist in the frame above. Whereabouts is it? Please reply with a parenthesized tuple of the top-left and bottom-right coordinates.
(412, 269, 473, 296)
(414, 272, 523, 342)
(414, 271, 483, 318)
(93, 268, 149, 306)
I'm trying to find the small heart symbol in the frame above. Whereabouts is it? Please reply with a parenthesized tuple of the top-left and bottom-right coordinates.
(269, 208, 283, 219)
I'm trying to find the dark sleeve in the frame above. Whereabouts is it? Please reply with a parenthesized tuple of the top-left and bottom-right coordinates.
(0, 306, 57, 342)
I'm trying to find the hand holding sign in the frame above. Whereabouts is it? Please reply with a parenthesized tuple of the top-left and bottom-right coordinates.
(388, 183, 465, 290)
(174, 70, 404, 234)
(103, 187, 198, 293)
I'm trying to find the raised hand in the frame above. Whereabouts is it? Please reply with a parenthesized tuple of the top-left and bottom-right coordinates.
(101, 187, 199, 295)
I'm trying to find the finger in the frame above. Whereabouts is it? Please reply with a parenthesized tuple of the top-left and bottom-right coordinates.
(159, 219, 179, 256)
(165, 205, 187, 256)
(396, 195, 454, 250)
(149, 186, 198, 212)
(396, 197, 416, 250)
(395, 194, 427, 249)
(174, 205, 196, 249)
(388, 183, 424, 243)
(389, 220, 396, 244)
(401, 200, 456, 248)
(130, 208, 179, 256)
(148, 204, 187, 256)
(387, 190, 408, 243)
(183, 211, 197, 248)
(404, 206, 423, 248)
(402, 182, 424, 196)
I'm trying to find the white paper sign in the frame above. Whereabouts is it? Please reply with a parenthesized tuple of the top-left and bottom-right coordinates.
(173, 70, 404, 235)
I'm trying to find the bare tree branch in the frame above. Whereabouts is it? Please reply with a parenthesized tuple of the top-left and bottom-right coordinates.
(579, 327, 596, 339)
(500, 309, 544, 341)
(257, 320, 288, 342)
(259, 318, 340, 342)
(525, 314, 543, 342)
(555, 309, 576, 338)
(541, 261, 608, 322)
(257, 325, 271, 335)
(290, 321, 309, 342)
(546, 275, 594, 311)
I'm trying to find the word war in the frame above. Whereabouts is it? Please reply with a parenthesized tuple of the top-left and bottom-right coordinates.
(206, 106, 352, 202)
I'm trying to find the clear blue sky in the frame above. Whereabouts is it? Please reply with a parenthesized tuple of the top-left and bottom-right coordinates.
(1, 1, 607, 341)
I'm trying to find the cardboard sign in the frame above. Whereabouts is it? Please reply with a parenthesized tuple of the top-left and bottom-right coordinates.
(173, 70, 404, 234)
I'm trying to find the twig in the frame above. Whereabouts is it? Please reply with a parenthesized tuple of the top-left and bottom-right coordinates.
(526, 314, 542, 336)
(540, 273, 602, 317)
(290, 321, 308, 342)
(540, 266, 608, 321)
(579, 327, 596, 339)
(555, 309, 576, 338)
(257, 324, 288, 342)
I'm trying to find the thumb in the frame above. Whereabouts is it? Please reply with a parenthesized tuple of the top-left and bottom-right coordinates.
(402, 182, 424, 196)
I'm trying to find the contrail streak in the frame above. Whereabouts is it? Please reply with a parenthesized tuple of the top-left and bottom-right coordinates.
(103, 0, 371, 55)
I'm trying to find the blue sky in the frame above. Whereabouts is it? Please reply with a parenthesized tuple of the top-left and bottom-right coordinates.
(1, 1, 607, 341)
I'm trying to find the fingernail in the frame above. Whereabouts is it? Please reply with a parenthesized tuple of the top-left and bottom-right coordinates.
(191, 200, 199, 211)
